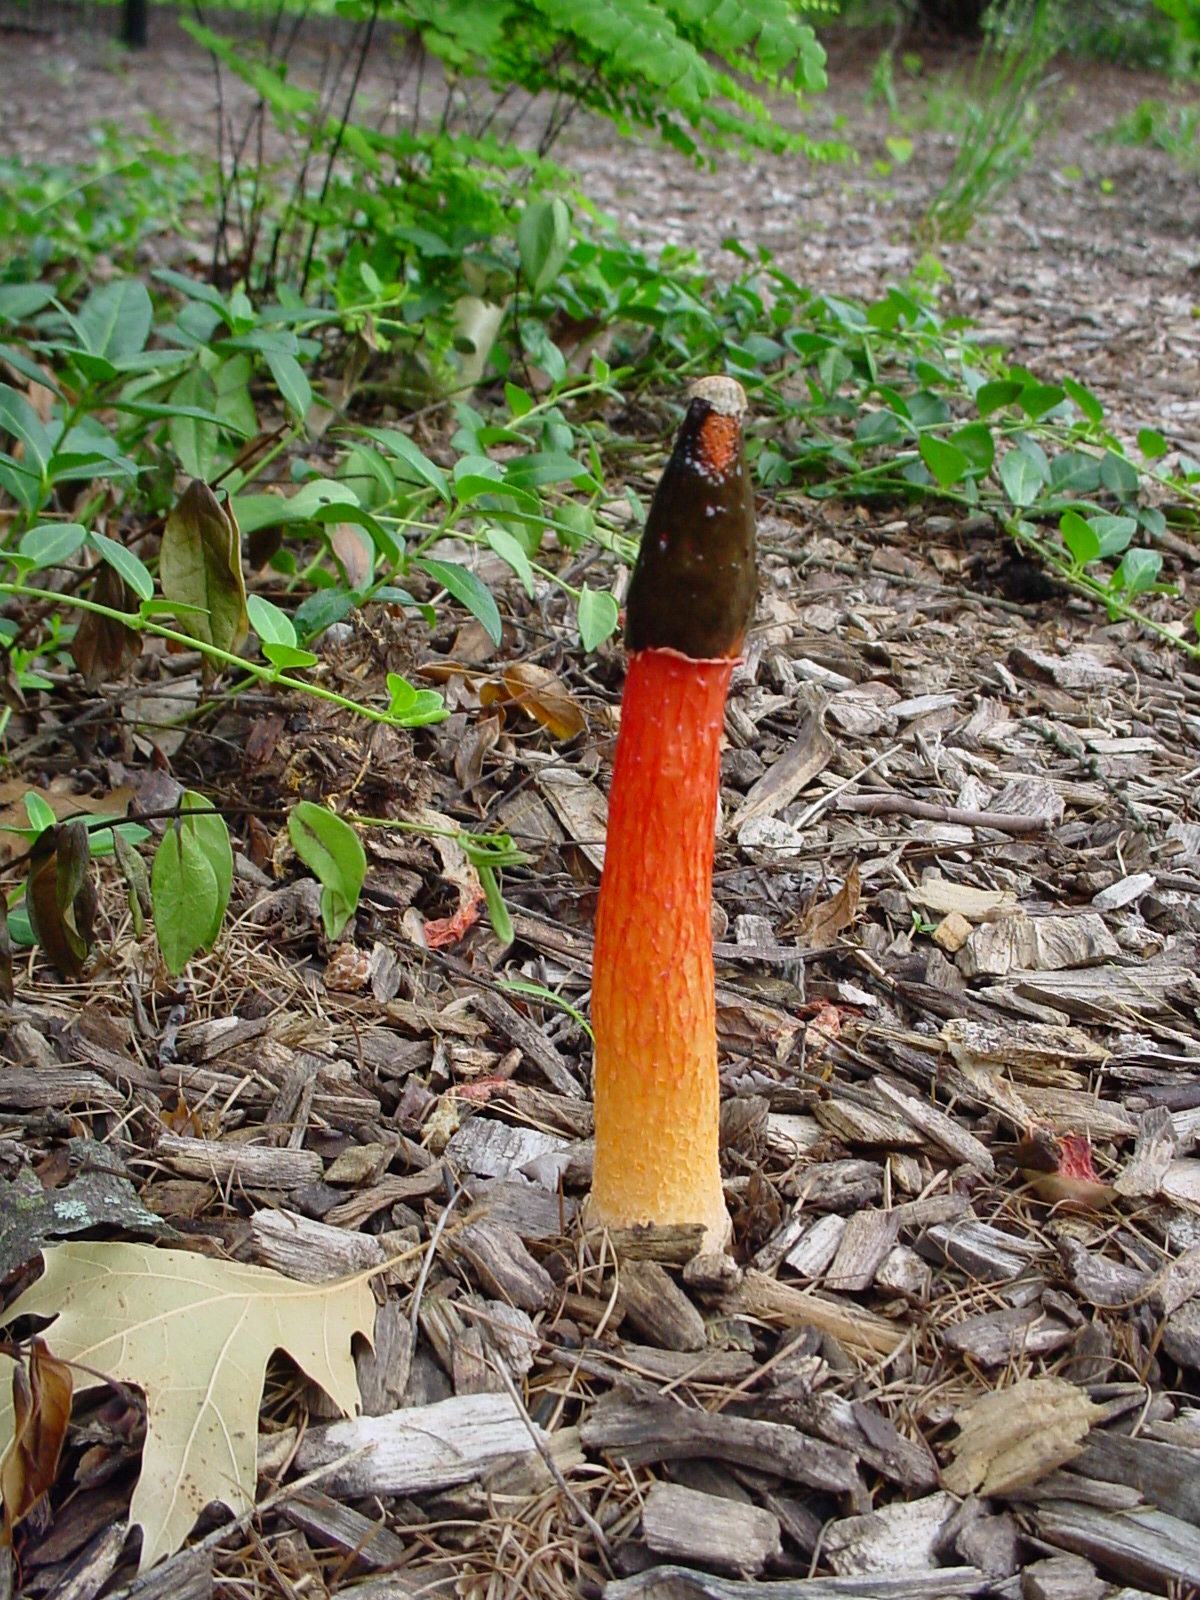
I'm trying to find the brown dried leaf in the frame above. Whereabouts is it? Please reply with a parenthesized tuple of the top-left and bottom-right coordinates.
(329, 523, 373, 591)
(71, 562, 142, 690)
(480, 663, 586, 741)
(159, 480, 248, 660)
(26, 823, 93, 980)
(795, 861, 860, 949)
(0, 1339, 73, 1546)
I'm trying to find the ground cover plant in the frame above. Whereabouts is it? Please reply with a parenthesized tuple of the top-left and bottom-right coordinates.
(3, 0, 1200, 1595)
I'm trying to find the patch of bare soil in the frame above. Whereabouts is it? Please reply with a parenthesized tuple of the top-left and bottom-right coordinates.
(1, 11, 1200, 1600)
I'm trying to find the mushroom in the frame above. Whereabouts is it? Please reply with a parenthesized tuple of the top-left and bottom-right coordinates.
(589, 376, 757, 1252)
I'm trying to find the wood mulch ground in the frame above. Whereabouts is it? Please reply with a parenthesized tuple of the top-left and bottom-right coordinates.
(2, 9, 1200, 1600)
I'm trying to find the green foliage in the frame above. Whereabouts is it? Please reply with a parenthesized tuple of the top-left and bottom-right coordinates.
(288, 803, 367, 942)
(151, 795, 233, 976)
(925, 0, 1066, 241)
(1109, 97, 1200, 161)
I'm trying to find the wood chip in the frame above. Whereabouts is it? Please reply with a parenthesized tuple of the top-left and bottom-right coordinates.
(641, 1481, 781, 1576)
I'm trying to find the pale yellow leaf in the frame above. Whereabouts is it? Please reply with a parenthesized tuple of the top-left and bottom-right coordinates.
(0, 1242, 375, 1570)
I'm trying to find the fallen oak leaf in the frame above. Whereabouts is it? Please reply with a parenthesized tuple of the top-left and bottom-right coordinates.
(0, 1242, 375, 1571)
(0, 1338, 73, 1546)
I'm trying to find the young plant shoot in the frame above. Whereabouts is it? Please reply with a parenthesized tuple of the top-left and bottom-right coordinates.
(589, 376, 757, 1252)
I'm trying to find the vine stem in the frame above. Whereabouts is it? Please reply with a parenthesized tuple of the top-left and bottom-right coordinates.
(1010, 525, 1200, 662)
(0, 582, 408, 726)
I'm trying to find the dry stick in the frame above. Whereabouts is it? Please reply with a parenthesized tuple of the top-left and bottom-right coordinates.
(486, 1349, 614, 1573)
(408, 1179, 463, 1340)
(791, 743, 901, 832)
(834, 794, 1049, 834)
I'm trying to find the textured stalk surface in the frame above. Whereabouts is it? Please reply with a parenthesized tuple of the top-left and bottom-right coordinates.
(590, 647, 731, 1242)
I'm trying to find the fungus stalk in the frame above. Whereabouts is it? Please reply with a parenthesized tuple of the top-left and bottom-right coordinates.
(590, 377, 757, 1251)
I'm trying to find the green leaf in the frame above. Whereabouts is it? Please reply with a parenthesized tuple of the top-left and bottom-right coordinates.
(1138, 427, 1168, 460)
(151, 823, 219, 977)
(949, 422, 995, 475)
(113, 830, 152, 937)
(159, 481, 249, 655)
(486, 526, 535, 597)
(517, 197, 572, 297)
(153, 267, 232, 324)
(24, 793, 57, 833)
(19, 523, 87, 571)
(288, 802, 366, 942)
(855, 410, 905, 448)
(504, 451, 594, 491)
(262, 642, 318, 670)
(0, 383, 52, 481)
(817, 346, 852, 394)
(1048, 451, 1101, 494)
(919, 434, 968, 488)
(180, 792, 232, 949)
(1062, 377, 1103, 424)
(246, 594, 297, 650)
(386, 672, 446, 727)
(77, 279, 153, 361)
(999, 449, 1045, 508)
(1114, 547, 1163, 598)
(505, 383, 533, 419)
(1100, 449, 1139, 499)
(478, 862, 513, 947)
(0, 284, 56, 324)
(577, 584, 619, 652)
(1060, 510, 1100, 568)
(87, 531, 154, 603)
(415, 557, 502, 645)
(1090, 514, 1137, 560)
(976, 380, 1023, 417)
(294, 587, 355, 641)
(168, 366, 219, 480)
(1018, 382, 1066, 421)
(359, 428, 449, 502)
(265, 350, 312, 425)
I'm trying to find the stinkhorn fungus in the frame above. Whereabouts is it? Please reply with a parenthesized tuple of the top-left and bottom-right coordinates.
(590, 376, 757, 1251)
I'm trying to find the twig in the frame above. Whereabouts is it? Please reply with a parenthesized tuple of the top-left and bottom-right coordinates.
(791, 742, 901, 831)
(487, 1348, 614, 1571)
(408, 1179, 463, 1339)
(833, 793, 1049, 834)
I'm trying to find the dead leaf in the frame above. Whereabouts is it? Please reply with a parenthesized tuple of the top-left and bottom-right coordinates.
(26, 822, 94, 979)
(329, 524, 373, 591)
(480, 664, 586, 741)
(113, 832, 152, 938)
(71, 562, 142, 690)
(0, 1241, 376, 1570)
(942, 1377, 1101, 1497)
(794, 862, 860, 949)
(0, 1339, 73, 1546)
(159, 480, 249, 662)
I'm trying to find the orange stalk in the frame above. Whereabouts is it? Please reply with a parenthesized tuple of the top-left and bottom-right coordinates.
(588, 376, 756, 1252)
(591, 648, 733, 1244)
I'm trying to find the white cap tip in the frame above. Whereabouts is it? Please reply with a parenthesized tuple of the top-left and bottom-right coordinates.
(687, 375, 747, 418)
